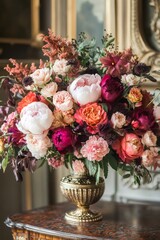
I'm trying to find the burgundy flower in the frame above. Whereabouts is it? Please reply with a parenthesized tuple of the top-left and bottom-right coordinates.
(100, 48, 135, 77)
(100, 74, 123, 103)
(8, 126, 25, 145)
(52, 127, 76, 152)
(133, 63, 151, 76)
(131, 109, 155, 131)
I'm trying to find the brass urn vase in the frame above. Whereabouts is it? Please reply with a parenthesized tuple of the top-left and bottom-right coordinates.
(60, 173, 105, 222)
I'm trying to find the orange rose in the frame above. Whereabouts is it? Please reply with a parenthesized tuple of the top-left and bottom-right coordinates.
(17, 92, 38, 113)
(74, 103, 108, 133)
(128, 87, 143, 103)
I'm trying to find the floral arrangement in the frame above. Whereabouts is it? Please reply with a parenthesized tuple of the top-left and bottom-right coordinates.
(0, 29, 160, 185)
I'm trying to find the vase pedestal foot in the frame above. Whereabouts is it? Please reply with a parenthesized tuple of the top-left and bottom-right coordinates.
(65, 208, 102, 222)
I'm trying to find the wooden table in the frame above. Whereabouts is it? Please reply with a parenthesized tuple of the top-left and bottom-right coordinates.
(5, 201, 160, 240)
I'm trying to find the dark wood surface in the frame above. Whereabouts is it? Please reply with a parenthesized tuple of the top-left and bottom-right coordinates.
(5, 201, 160, 240)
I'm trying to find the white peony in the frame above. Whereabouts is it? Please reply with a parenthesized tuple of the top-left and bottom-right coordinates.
(68, 74, 101, 105)
(17, 102, 54, 134)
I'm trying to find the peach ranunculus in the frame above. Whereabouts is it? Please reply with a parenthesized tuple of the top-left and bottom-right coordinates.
(80, 135, 110, 161)
(112, 133, 144, 163)
(111, 112, 126, 128)
(68, 74, 101, 105)
(127, 87, 143, 103)
(52, 59, 71, 76)
(26, 134, 52, 159)
(141, 149, 157, 168)
(53, 90, 73, 111)
(0, 138, 4, 153)
(30, 67, 51, 87)
(41, 82, 58, 98)
(52, 109, 75, 128)
(72, 160, 86, 174)
(74, 102, 108, 134)
(17, 102, 54, 135)
(142, 131, 157, 147)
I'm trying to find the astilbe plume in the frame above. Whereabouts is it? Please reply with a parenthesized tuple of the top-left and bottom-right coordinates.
(4, 59, 44, 81)
(41, 29, 80, 76)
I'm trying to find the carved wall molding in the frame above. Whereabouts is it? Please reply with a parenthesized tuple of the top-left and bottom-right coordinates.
(131, 0, 160, 72)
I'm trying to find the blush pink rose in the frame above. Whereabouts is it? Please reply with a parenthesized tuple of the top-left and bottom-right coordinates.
(41, 82, 58, 98)
(141, 149, 157, 168)
(80, 135, 110, 161)
(68, 74, 101, 105)
(142, 131, 157, 147)
(26, 134, 52, 159)
(111, 112, 126, 128)
(30, 68, 51, 87)
(52, 59, 71, 76)
(53, 90, 73, 111)
(112, 133, 144, 163)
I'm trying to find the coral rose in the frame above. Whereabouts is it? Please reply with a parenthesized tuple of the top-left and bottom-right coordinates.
(68, 74, 101, 105)
(112, 133, 144, 163)
(74, 102, 108, 134)
(17, 92, 38, 113)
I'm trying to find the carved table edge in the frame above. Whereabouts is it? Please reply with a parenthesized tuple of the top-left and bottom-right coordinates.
(4, 217, 104, 240)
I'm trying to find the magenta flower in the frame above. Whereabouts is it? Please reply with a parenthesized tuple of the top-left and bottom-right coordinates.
(131, 109, 155, 131)
(52, 127, 76, 152)
(100, 74, 123, 103)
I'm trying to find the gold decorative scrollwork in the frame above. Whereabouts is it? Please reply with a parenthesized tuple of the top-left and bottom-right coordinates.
(149, 0, 160, 45)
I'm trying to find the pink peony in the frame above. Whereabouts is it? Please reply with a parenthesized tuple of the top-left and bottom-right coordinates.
(72, 160, 86, 174)
(68, 74, 101, 105)
(52, 127, 76, 152)
(112, 133, 144, 163)
(100, 74, 123, 103)
(53, 90, 73, 111)
(48, 156, 64, 168)
(80, 135, 110, 161)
